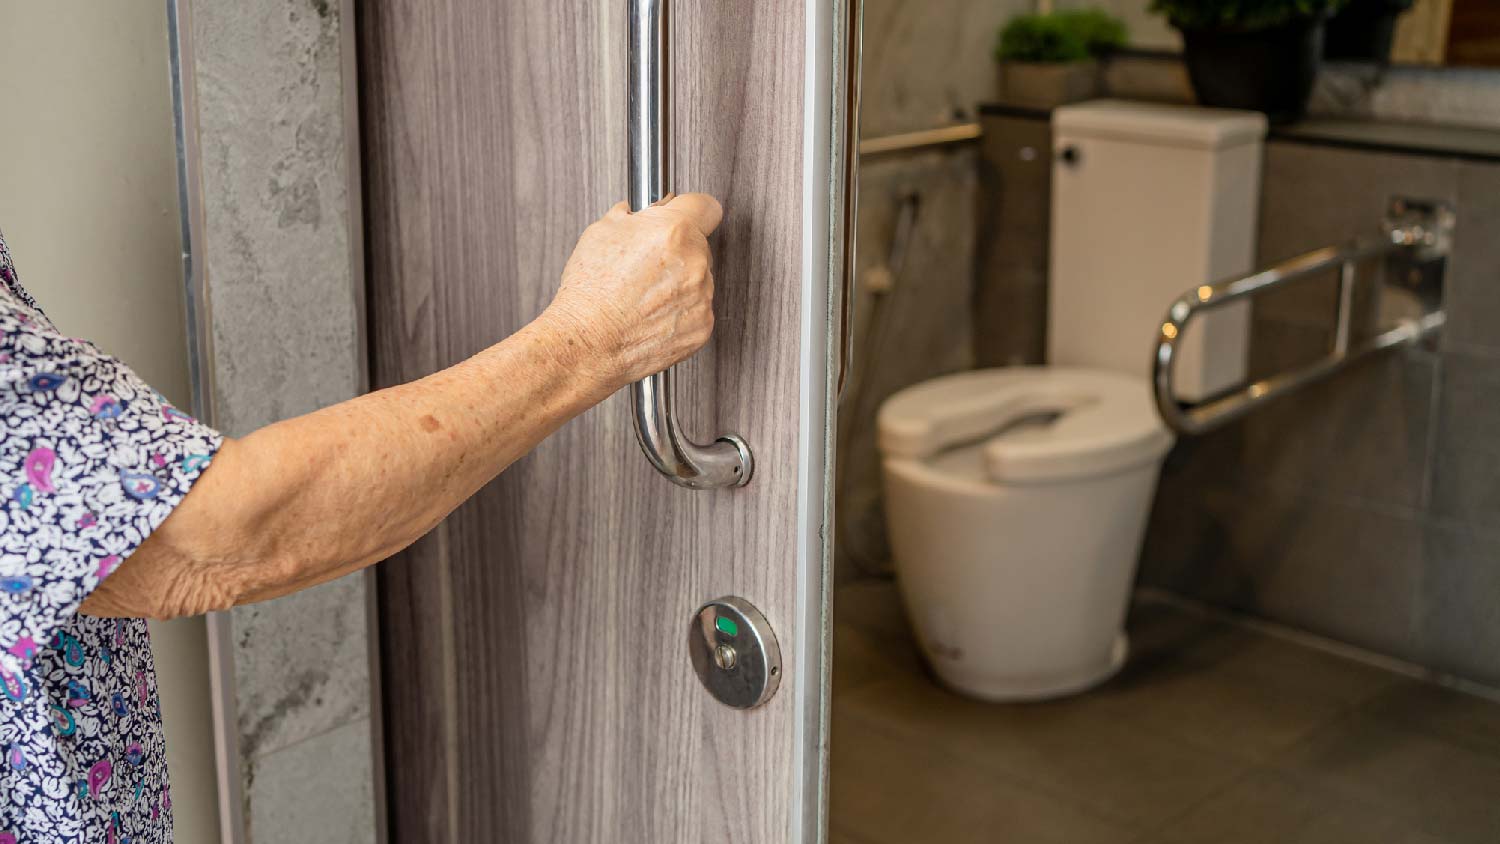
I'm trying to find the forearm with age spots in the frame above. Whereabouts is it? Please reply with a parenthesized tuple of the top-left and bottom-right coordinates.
(80, 315, 614, 620)
(80, 192, 724, 620)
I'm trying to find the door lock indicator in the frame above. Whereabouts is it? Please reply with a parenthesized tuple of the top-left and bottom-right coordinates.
(714, 643, 738, 670)
(689, 597, 781, 710)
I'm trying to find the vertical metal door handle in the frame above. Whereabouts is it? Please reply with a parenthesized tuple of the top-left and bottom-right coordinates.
(627, 0, 753, 489)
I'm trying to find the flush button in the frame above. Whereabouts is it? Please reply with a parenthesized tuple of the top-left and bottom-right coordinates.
(688, 597, 780, 709)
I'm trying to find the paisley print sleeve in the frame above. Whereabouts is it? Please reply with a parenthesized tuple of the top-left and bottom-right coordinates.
(0, 295, 222, 657)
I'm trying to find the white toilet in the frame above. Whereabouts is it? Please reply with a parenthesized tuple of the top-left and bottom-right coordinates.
(877, 101, 1267, 701)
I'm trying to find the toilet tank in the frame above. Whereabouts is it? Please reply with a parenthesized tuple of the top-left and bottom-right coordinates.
(1048, 100, 1267, 401)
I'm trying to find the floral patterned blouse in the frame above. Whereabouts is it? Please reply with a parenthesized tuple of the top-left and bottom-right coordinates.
(0, 229, 220, 843)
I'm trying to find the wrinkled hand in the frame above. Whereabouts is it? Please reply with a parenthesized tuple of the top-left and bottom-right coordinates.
(543, 193, 722, 389)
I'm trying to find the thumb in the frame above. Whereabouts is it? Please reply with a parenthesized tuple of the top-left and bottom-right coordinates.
(646, 192, 723, 237)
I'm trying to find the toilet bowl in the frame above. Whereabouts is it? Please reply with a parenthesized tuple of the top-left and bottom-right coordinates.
(878, 367, 1174, 701)
(866, 102, 1265, 702)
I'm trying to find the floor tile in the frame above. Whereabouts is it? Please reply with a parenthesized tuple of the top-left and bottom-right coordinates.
(832, 579, 929, 694)
(1087, 652, 1366, 763)
(1146, 769, 1451, 844)
(1360, 681, 1500, 760)
(833, 617, 924, 696)
(1126, 600, 1401, 707)
(1101, 601, 1402, 761)
(831, 583, 1500, 843)
(836, 671, 1250, 829)
(831, 710, 1136, 844)
(1279, 711, 1500, 844)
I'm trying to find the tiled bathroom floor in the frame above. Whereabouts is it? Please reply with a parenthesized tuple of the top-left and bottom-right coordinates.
(830, 581, 1500, 844)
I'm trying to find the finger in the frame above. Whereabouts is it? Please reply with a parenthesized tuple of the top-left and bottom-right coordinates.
(651, 192, 723, 237)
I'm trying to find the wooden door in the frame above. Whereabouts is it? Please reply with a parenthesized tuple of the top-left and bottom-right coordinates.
(358, 1, 853, 841)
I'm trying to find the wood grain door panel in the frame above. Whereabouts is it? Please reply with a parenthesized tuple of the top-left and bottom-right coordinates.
(359, 1, 841, 840)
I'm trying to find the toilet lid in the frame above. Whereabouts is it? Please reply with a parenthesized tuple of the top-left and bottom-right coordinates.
(877, 367, 1174, 484)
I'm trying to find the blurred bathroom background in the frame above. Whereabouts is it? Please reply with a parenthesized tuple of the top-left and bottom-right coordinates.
(833, 0, 1500, 841)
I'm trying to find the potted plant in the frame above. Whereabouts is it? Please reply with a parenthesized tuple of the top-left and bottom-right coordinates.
(1056, 8, 1132, 57)
(1324, 0, 1416, 62)
(995, 8, 1128, 110)
(1150, 0, 1349, 123)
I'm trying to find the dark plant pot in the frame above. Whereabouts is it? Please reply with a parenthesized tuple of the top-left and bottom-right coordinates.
(1178, 16, 1325, 124)
(1325, 0, 1414, 61)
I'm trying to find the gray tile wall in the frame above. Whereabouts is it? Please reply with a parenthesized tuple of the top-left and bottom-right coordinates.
(975, 113, 1053, 367)
(838, 150, 979, 582)
(1140, 141, 1500, 687)
(189, 0, 377, 839)
(836, 0, 1030, 582)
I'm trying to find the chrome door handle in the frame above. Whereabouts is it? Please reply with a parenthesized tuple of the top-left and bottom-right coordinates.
(627, 0, 753, 490)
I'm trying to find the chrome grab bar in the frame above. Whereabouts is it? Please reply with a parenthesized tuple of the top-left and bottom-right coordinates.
(858, 123, 982, 158)
(627, 0, 753, 489)
(1153, 198, 1452, 437)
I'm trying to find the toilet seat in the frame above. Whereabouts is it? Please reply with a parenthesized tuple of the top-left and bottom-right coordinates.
(877, 367, 1174, 484)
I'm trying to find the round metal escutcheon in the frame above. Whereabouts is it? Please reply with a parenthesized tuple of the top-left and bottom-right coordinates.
(688, 596, 781, 709)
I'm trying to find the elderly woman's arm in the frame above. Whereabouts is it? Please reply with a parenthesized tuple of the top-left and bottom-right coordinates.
(80, 194, 721, 620)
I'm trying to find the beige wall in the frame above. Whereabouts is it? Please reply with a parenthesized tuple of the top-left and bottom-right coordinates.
(0, 4, 221, 841)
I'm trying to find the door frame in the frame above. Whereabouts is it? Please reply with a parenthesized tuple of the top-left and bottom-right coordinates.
(170, 0, 382, 840)
(794, 0, 861, 838)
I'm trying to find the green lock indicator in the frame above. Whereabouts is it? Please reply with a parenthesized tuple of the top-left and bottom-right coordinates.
(715, 614, 739, 637)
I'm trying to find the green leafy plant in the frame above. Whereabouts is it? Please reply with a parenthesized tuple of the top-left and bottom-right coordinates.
(996, 14, 1091, 63)
(995, 8, 1128, 63)
(1150, 0, 1349, 30)
(1056, 8, 1130, 55)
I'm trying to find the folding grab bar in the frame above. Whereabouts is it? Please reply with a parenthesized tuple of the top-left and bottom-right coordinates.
(627, 0, 753, 489)
(1153, 198, 1453, 437)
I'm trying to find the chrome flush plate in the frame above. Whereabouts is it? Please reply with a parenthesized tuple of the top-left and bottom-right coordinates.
(688, 597, 781, 709)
